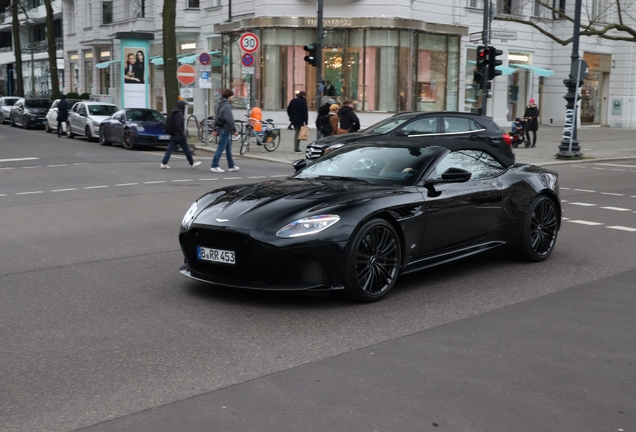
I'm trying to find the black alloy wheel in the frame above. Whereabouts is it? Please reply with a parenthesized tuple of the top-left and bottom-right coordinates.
(344, 219, 401, 303)
(515, 195, 559, 262)
(99, 125, 111, 146)
(122, 128, 136, 150)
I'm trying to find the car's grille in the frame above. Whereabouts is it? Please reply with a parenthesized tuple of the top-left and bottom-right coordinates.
(305, 145, 323, 160)
(180, 228, 280, 283)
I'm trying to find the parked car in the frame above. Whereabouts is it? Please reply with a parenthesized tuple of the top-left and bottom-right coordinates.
(66, 101, 119, 141)
(99, 108, 170, 150)
(9, 98, 51, 129)
(44, 99, 82, 134)
(0, 96, 20, 124)
(178, 138, 560, 303)
(305, 111, 514, 163)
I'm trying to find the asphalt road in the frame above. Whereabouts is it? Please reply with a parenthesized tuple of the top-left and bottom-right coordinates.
(1, 125, 635, 431)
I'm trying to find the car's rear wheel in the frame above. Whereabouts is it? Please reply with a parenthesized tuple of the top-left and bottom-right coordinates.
(22, 117, 28, 129)
(122, 128, 136, 150)
(343, 219, 401, 303)
(515, 195, 559, 262)
(99, 125, 111, 146)
(10, 116, 16, 127)
(66, 123, 74, 138)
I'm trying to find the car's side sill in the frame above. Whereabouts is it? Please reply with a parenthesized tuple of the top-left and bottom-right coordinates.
(402, 241, 506, 274)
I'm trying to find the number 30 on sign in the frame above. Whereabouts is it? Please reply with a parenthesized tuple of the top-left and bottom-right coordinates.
(239, 32, 259, 53)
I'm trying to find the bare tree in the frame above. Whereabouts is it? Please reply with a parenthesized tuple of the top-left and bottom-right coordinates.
(494, 0, 636, 46)
(162, 0, 178, 113)
(11, 0, 24, 96)
(44, 0, 60, 99)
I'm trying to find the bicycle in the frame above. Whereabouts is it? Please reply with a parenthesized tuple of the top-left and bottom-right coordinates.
(239, 117, 281, 155)
(197, 117, 245, 144)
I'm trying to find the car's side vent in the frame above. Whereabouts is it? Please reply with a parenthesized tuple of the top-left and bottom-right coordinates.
(390, 205, 422, 220)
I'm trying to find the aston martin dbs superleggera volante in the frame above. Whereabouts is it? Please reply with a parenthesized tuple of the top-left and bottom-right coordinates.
(179, 139, 561, 302)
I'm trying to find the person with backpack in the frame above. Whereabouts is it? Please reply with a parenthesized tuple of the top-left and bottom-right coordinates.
(160, 100, 201, 169)
(316, 100, 333, 138)
(287, 91, 308, 153)
(211, 89, 240, 173)
(338, 100, 360, 134)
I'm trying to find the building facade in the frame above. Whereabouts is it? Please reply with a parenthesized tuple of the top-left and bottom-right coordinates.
(1, 0, 634, 128)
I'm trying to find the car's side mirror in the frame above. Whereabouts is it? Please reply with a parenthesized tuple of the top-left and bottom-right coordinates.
(422, 167, 472, 197)
(119, 118, 125, 123)
(292, 159, 307, 172)
(394, 130, 408, 137)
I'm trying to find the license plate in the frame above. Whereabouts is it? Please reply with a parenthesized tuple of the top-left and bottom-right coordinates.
(159, 135, 170, 140)
(197, 246, 235, 265)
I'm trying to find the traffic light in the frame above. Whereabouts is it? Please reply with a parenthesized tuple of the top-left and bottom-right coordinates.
(474, 45, 488, 87)
(487, 46, 503, 80)
(303, 43, 318, 66)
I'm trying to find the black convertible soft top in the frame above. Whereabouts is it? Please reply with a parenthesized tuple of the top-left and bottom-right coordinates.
(355, 136, 515, 168)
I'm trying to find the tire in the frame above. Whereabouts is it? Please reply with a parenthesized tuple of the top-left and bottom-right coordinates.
(86, 126, 96, 142)
(99, 125, 111, 146)
(240, 132, 250, 155)
(263, 130, 281, 152)
(10, 116, 16, 127)
(22, 117, 28, 129)
(121, 128, 136, 150)
(514, 195, 559, 262)
(343, 219, 402, 303)
(45, 121, 51, 133)
(66, 123, 75, 138)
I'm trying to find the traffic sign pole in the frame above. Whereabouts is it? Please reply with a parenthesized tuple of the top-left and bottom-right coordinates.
(239, 32, 260, 116)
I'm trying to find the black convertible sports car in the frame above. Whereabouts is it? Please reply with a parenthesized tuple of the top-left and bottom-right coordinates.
(179, 139, 560, 302)
(99, 108, 170, 149)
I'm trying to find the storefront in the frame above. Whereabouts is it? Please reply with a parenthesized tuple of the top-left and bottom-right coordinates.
(506, 52, 532, 121)
(581, 52, 611, 125)
(214, 18, 465, 112)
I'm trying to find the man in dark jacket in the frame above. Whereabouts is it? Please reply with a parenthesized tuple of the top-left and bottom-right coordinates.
(56, 95, 69, 138)
(287, 91, 308, 153)
(211, 89, 239, 173)
(160, 100, 201, 169)
(338, 100, 360, 133)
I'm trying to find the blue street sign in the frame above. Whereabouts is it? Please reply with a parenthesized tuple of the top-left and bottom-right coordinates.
(242, 53, 254, 68)
(199, 52, 211, 66)
(201, 71, 210, 80)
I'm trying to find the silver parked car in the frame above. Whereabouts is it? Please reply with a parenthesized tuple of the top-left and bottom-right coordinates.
(45, 99, 82, 134)
(0, 96, 20, 124)
(67, 101, 119, 141)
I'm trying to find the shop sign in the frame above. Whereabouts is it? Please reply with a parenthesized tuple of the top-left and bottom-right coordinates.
(611, 99, 622, 116)
(508, 53, 530, 64)
(306, 18, 352, 27)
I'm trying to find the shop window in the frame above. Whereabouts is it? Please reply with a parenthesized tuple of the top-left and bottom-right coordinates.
(131, 0, 145, 18)
(84, 59, 93, 94)
(365, 30, 399, 111)
(67, 1, 75, 33)
(496, 0, 522, 15)
(261, 29, 293, 110)
(417, 33, 448, 112)
(102, 0, 113, 24)
(85, 0, 92, 27)
(344, 30, 364, 110)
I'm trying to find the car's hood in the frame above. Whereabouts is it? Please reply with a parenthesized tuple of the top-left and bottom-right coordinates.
(135, 122, 165, 134)
(88, 115, 110, 123)
(309, 132, 376, 148)
(26, 108, 48, 115)
(192, 178, 404, 235)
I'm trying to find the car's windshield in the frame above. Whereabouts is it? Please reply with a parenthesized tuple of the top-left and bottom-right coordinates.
(126, 109, 165, 123)
(25, 100, 50, 109)
(2, 98, 18, 106)
(88, 105, 118, 116)
(363, 116, 413, 134)
(295, 145, 437, 186)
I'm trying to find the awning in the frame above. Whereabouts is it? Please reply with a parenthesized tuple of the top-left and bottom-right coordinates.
(151, 51, 222, 66)
(150, 56, 163, 65)
(96, 60, 119, 69)
(510, 64, 555, 77)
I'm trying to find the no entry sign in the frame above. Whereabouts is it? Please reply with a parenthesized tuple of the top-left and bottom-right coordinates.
(176, 64, 196, 85)
(239, 32, 259, 53)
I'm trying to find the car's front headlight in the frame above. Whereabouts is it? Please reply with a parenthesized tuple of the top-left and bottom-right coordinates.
(181, 202, 198, 230)
(323, 143, 345, 155)
(276, 215, 340, 238)
(136, 124, 144, 131)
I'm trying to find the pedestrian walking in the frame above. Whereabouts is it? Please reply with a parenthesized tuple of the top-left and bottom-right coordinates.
(56, 95, 69, 138)
(524, 98, 540, 148)
(160, 100, 201, 169)
(338, 100, 360, 133)
(288, 90, 300, 130)
(287, 90, 308, 153)
(328, 104, 340, 135)
(323, 80, 336, 97)
(210, 89, 240, 173)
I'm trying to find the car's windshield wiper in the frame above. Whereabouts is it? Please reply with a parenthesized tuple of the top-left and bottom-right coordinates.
(315, 175, 371, 184)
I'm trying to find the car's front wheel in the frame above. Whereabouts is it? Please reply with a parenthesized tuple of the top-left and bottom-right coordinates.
(99, 125, 111, 146)
(121, 128, 137, 150)
(515, 195, 559, 262)
(66, 123, 75, 138)
(343, 219, 401, 303)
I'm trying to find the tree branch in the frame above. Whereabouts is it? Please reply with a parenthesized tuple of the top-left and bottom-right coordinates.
(493, 15, 571, 45)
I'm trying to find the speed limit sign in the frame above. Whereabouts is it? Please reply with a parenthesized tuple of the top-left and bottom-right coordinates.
(239, 32, 259, 53)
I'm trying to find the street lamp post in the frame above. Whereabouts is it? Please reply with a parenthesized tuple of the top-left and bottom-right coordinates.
(557, 0, 583, 159)
(29, 23, 35, 97)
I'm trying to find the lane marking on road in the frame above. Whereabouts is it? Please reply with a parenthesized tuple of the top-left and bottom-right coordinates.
(143, 181, 166, 184)
(600, 192, 625, 196)
(248, 176, 266, 179)
(47, 164, 68, 167)
(568, 202, 597, 207)
(172, 179, 193, 182)
(115, 183, 139, 186)
(51, 188, 78, 192)
(225, 177, 241, 180)
(572, 165, 587, 168)
(198, 178, 219, 181)
(597, 163, 636, 168)
(270, 175, 288, 177)
(561, 200, 569, 203)
(0, 157, 39, 163)
(573, 189, 596, 193)
(607, 226, 636, 232)
(591, 167, 606, 170)
(23, 166, 42, 169)
(84, 185, 109, 189)
(0, 167, 15, 170)
(567, 220, 604, 226)
(610, 169, 626, 172)
(0, 193, 7, 197)
(560, 187, 571, 190)
(15, 191, 43, 195)
(600, 206, 632, 212)
(73, 163, 92, 165)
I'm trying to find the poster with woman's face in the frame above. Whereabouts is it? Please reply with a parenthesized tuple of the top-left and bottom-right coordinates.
(123, 47, 146, 108)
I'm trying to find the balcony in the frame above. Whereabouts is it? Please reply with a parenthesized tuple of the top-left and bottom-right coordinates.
(20, 36, 63, 53)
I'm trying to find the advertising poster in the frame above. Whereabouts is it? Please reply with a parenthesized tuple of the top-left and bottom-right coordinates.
(120, 40, 149, 108)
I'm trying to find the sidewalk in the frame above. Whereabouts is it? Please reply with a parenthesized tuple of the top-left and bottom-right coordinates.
(188, 123, 636, 167)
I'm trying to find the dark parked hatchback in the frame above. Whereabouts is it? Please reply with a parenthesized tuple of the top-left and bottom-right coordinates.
(305, 111, 514, 163)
